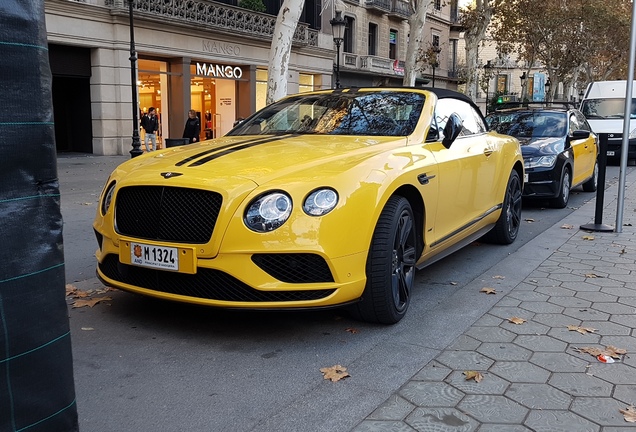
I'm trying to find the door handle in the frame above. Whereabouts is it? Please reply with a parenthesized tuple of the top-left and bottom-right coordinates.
(484, 148, 493, 157)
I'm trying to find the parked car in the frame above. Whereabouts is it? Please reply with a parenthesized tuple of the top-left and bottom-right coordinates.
(579, 80, 636, 162)
(486, 103, 598, 208)
(94, 87, 523, 324)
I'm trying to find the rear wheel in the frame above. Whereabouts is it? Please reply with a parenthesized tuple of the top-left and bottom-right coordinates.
(482, 170, 522, 245)
(351, 196, 417, 324)
(582, 160, 598, 192)
(550, 167, 571, 209)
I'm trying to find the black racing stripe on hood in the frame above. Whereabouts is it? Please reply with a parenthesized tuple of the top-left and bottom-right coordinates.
(187, 135, 294, 167)
(175, 136, 279, 167)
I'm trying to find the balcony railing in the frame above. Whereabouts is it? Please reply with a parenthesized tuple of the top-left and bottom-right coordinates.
(388, 0, 410, 19)
(365, 0, 391, 14)
(105, 0, 317, 46)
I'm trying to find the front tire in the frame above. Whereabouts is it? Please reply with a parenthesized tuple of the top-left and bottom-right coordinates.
(482, 170, 522, 245)
(351, 196, 417, 324)
(550, 167, 571, 209)
(582, 160, 598, 192)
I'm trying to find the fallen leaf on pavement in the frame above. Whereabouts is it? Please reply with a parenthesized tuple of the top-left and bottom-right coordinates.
(345, 327, 359, 334)
(584, 273, 602, 278)
(81, 327, 94, 331)
(561, 224, 574, 229)
(567, 325, 597, 334)
(525, 218, 535, 223)
(620, 406, 636, 422)
(463, 371, 483, 382)
(573, 346, 604, 357)
(620, 248, 627, 255)
(582, 235, 595, 241)
(508, 317, 526, 325)
(480, 287, 497, 294)
(72, 296, 112, 308)
(492, 275, 505, 279)
(605, 345, 627, 359)
(320, 365, 350, 382)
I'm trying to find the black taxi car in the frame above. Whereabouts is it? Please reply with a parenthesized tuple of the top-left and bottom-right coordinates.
(486, 103, 598, 208)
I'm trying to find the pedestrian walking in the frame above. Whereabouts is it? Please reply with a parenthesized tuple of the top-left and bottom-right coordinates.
(141, 107, 159, 151)
(182, 109, 201, 144)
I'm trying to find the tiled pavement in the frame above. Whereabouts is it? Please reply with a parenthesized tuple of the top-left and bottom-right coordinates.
(353, 170, 636, 431)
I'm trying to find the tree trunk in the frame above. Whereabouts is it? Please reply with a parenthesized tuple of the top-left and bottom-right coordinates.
(403, 0, 431, 86)
(266, 0, 303, 105)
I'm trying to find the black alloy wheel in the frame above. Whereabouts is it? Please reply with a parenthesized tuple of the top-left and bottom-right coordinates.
(351, 196, 417, 324)
(483, 170, 522, 244)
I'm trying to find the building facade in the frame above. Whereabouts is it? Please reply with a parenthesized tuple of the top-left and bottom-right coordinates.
(45, 0, 459, 155)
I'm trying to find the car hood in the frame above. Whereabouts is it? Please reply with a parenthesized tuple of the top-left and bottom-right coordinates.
(115, 134, 407, 186)
(518, 136, 565, 157)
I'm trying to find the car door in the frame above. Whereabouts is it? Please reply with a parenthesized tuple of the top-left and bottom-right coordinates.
(568, 112, 595, 185)
(425, 98, 498, 249)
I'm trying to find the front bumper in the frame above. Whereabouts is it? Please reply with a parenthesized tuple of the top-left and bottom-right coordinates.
(95, 232, 368, 309)
(522, 166, 562, 198)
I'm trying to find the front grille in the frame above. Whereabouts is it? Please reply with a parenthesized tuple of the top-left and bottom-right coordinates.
(251, 254, 334, 283)
(115, 186, 222, 244)
(99, 255, 335, 302)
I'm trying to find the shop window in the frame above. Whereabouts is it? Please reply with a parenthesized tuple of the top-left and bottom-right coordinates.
(368, 23, 377, 56)
(496, 75, 508, 94)
(138, 59, 168, 147)
(299, 74, 315, 93)
(389, 29, 398, 60)
(256, 69, 268, 111)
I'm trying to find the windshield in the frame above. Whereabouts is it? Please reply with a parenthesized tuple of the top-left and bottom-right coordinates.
(227, 91, 425, 137)
(580, 98, 636, 119)
(486, 111, 566, 138)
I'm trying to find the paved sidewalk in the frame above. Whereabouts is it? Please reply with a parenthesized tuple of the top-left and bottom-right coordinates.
(353, 170, 636, 431)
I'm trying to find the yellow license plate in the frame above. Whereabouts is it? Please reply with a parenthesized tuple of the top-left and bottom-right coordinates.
(119, 241, 196, 274)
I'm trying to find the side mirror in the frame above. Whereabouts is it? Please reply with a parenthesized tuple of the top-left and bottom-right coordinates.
(442, 113, 463, 148)
(570, 129, 590, 140)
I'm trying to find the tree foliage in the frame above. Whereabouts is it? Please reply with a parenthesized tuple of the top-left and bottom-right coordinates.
(490, 0, 632, 98)
(239, 0, 266, 13)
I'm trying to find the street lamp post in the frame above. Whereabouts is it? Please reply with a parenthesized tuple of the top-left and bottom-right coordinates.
(128, 0, 143, 158)
(431, 45, 441, 88)
(330, 11, 346, 89)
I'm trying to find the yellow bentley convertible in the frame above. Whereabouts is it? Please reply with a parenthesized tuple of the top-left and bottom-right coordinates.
(94, 88, 524, 324)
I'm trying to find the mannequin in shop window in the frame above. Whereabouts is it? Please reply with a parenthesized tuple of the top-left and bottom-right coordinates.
(183, 109, 201, 144)
(140, 107, 159, 151)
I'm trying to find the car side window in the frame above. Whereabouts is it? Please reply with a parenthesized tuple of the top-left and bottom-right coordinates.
(575, 111, 591, 131)
(434, 98, 485, 140)
(569, 114, 580, 135)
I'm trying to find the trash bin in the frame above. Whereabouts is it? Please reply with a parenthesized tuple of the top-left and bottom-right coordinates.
(165, 138, 190, 147)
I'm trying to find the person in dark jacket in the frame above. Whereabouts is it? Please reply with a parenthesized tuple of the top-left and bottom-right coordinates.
(140, 107, 159, 151)
(182, 110, 201, 143)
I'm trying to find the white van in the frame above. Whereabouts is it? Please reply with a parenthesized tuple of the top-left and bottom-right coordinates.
(579, 80, 636, 161)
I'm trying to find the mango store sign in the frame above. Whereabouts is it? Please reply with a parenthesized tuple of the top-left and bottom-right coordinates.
(196, 63, 243, 79)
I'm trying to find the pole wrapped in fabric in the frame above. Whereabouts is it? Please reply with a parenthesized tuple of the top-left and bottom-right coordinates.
(0, 1, 79, 431)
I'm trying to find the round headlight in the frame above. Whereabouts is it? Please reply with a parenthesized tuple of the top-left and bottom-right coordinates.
(303, 188, 338, 216)
(244, 191, 292, 232)
(101, 181, 116, 216)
